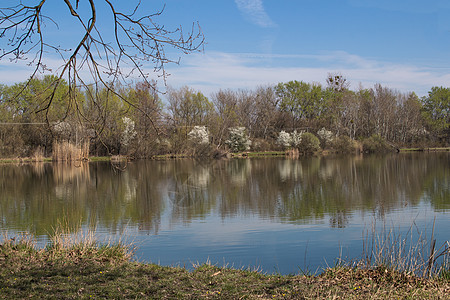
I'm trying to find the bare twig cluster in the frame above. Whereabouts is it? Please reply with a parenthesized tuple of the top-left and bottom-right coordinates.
(0, 0, 204, 125)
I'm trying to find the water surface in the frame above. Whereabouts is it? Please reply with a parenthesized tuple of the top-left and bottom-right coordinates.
(0, 153, 448, 274)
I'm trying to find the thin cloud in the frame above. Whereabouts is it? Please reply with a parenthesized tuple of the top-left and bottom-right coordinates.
(164, 51, 450, 97)
(234, 0, 277, 28)
(2, 51, 449, 98)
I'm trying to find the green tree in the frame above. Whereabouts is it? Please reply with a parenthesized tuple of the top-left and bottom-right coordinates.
(422, 87, 450, 144)
(275, 81, 324, 129)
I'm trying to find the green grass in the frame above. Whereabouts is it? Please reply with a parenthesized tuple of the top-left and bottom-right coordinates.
(1, 234, 448, 299)
(399, 147, 450, 152)
(88, 156, 113, 162)
(241, 151, 285, 157)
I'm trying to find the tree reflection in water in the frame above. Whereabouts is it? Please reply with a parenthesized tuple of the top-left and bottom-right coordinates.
(0, 153, 448, 237)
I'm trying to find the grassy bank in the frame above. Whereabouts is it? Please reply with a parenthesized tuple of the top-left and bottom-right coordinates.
(1, 235, 448, 299)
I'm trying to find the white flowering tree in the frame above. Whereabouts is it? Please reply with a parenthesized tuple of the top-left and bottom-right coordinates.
(53, 121, 73, 141)
(121, 117, 137, 154)
(188, 126, 209, 145)
(290, 130, 304, 148)
(317, 127, 334, 148)
(277, 130, 305, 149)
(225, 127, 252, 152)
(277, 131, 292, 148)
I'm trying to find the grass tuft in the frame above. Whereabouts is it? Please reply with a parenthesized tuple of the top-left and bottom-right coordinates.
(359, 220, 450, 279)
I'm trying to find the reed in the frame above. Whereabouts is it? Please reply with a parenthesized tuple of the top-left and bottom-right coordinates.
(360, 219, 449, 278)
(52, 140, 90, 162)
(43, 219, 135, 263)
(0, 226, 134, 266)
(31, 146, 45, 162)
(285, 148, 299, 158)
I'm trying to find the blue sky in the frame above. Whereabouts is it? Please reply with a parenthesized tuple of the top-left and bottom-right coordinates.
(2, 0, 450, 97)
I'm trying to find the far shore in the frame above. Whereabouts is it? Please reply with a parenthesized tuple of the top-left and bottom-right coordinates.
(0, 147, 448, 164)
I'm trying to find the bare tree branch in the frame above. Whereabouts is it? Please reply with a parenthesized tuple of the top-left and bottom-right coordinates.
(0, 0, 204, 131)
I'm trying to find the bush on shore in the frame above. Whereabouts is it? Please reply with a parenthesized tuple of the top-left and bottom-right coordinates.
(298, 132, 321, 154)
(362, 134, 392, 153)
(332, 135, 361, 153)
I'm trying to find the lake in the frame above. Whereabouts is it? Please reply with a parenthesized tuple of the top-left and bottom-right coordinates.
(0, 153, 449, 274)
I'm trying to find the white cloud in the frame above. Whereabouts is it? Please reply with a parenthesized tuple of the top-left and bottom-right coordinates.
(2, 50, 449, 98)
(163, 51, 450, 97)
(234, 0, 277, 28)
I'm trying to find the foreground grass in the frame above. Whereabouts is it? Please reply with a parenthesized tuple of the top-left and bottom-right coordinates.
(1, 237, 449, 299)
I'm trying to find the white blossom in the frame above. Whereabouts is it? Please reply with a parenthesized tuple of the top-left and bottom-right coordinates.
(277, 131, 291, 148)
(53, 121, 72, 139)
(121, 117, 137, 148)
(290, 130, 304, 148)
(225, 127, 251, 152)
(317, 127, 334, 145)
(188, 126, 209, 145)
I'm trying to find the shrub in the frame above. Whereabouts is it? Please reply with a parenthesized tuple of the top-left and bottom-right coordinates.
(332, 135, 359, 153)
(52, 140, 89, 162)
(362, 134, 391, 153)
(277, 130, 304, 149)
(298, 132, 321, 154)
(251, 138, 273, 152)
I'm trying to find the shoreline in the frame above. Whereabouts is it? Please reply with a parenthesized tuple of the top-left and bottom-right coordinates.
(0, 147, 448, 164)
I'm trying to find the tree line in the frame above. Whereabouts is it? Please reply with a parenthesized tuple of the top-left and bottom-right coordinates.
(0, 74, 448, 158)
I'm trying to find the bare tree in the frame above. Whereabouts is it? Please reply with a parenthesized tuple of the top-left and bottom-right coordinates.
(326, 72, 350, 92)
(0, 0, 204, 126)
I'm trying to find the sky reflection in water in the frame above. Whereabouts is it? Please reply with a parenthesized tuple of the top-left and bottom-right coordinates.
(0, 153, 448, 274)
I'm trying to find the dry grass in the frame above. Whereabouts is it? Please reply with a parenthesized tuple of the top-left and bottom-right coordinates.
(0, 235, 448, 299)
(52, 140, 89, 162)
(285, 148, 299, 158)
(31, 146, 45, 162)
(0, 220, 448, 299)
(361, 220, 450, 279)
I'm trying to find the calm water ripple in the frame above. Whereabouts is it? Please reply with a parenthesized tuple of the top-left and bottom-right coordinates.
(0, 153, 448, 274)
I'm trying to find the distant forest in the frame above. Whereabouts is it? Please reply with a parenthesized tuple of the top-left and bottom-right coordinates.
(0, 74, 448, 159)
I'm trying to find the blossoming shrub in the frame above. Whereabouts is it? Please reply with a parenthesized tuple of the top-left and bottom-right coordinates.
(225, 127, 252, 152)
(317, 127, 334, 149)
(188, 126, 209, 145)
(187, 126, 211, 156)
(290, 130, 304, 148)
(277, 131, 291, 149)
